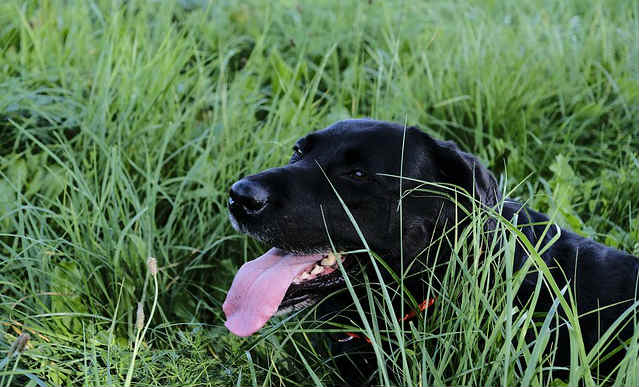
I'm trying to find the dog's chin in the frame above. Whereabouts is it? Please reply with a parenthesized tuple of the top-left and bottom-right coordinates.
(274, 294, 321, 316)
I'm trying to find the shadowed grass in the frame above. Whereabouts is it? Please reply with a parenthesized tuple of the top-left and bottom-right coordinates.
(0, 0, 637, 385)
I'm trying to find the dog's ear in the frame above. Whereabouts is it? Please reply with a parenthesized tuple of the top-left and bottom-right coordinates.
(408, 127, 500, 208)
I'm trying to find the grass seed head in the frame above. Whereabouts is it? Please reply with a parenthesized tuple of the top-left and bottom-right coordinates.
(147, 257, 158, 276)
(9, 332, 30, 356)
(136, 302, 145, 331)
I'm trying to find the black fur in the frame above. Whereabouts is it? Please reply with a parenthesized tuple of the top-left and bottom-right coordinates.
(228, 119, 638, 385)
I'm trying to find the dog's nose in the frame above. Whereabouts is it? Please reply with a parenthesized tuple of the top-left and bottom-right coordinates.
(229, 179, 269, 215)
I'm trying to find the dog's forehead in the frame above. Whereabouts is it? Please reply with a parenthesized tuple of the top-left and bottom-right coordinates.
(301, 120, 436, 178)
(301, 119, 407, 152)
(322, 118, 403, 137)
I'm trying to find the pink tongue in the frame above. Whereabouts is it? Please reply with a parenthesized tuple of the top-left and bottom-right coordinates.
(223, 248, 323, 337)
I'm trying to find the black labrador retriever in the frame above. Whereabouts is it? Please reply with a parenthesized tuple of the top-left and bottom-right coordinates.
(223, 119, 638, 384)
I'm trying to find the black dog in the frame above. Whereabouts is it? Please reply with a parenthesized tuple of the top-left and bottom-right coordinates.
(223, 119, 638, 384)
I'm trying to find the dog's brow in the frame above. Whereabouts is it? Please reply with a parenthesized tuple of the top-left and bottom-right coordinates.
(343, 148, 362, 164)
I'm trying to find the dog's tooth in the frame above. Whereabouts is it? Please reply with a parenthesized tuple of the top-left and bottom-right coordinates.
(311, 265, 323, 275)
(321, 254, 337, 266)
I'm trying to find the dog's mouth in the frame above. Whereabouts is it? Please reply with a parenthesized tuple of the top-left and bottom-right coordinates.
(222, 247, 353, 337)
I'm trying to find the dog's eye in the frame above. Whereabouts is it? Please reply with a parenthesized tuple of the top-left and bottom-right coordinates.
(349, 169, 366, 179)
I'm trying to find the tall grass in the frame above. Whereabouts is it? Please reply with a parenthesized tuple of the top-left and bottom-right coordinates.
(0, 0, 636, 385)
(305, 180, 638, 386)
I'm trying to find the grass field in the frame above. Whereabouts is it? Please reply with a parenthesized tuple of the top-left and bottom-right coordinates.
(0, 0, 637, 385)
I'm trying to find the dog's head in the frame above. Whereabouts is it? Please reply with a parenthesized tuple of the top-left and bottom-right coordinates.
(223, 119, 499, 336)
